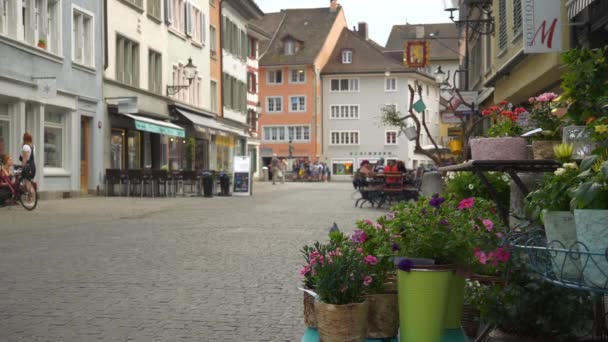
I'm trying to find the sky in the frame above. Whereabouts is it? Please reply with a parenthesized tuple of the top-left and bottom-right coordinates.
(254, 0, 452, 46)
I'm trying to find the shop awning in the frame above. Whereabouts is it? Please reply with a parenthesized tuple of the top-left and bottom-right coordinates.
(567, 0, 596, 19)
(176, 108, 248, 137)
(124, 114, 185, 138)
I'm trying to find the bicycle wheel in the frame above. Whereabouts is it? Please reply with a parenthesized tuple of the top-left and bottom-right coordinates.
(19, 184, 38, 211)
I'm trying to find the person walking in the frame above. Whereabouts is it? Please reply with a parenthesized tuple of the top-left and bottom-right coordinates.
(20, 132, 36, 194)
(279, 158, 287, 184)
(271, 154, 279, 185)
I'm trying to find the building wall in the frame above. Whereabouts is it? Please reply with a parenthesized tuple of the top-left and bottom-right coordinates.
(221, 3, 248, 124)
(209, 0, 222, 114)
(0, 0, 104, 197)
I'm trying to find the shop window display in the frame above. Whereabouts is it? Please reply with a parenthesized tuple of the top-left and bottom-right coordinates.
(127, 131, 141, 169)
(111, 129, 124, 169)
(44, 112, 64, 168)
(332, 159, 354, 176)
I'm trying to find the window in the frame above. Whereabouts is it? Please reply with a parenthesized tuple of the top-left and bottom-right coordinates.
(289, 96, 306, 112)
(0, 0, 7, 35)
(171, 0, 185, 33)
(385, 131, 398, 145)
(267, 69, 283, 84)
(330, 78, 359, 92)
(330, 105, 359, 119)
(385, 78, 397, 91)
(498, 0, 507, 50)
(127, 131, 141, 169)
(513, 0, 522, 36)
(384, 104, 397, 112)
(210, 25, 217, 56)
(290, 68, 306, 83)
(116, 35, 140, 87)
(249, 36, 257, 58)
(110, 129, 124, 169)
(148, 50, 162, 94)
(263, 125, 309, 142)
(44, 112, 64, 168)
(123, 0, 143, 9)
(330, 131, 359, 145)
(332, 159, 354, 176)
(342, 49, 352, 64)
(284, 39, 295, 55)
(72, 8, 94, 67)
(147, 0, 161, 20)
(17, 0, 61, 54)
(210, 80, 218, 112)
(266, 96, 282, 113)
(247, 72, 257, 93)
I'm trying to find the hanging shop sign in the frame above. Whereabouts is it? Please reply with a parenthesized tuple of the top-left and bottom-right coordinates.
(523, 0, 562, 54)
(404, 41, 430, 68)
(216, 136, 235, 147)
(441, 112, 463, 125)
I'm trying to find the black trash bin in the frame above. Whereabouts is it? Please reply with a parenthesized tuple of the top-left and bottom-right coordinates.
(201, 171, 214, 198)
(218, 172, 230, 196)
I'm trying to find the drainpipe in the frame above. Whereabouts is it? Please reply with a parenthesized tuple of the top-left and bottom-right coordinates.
(219, 0, 224, 117)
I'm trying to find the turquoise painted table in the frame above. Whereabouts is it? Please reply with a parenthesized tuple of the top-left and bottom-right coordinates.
(302, 328, 468, 342)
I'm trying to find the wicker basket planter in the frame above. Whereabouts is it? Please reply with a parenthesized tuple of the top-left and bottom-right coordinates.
(461, 303, 480, 338)
(303, 291, 317, 328)
(531, 140, 560, 160)
(470, 137, 528, 160)
(314, 300, 369, 342)
(365, 293, 399, 339)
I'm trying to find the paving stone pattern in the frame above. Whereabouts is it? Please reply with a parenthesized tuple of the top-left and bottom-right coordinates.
(0, 182, 383, 341)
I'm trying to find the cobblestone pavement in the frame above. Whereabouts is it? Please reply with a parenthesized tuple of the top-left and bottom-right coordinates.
(0, 181, 383, 342)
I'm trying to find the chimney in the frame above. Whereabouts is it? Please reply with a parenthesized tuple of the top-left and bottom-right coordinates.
(357, 22, 368, 40)
(330, 0, 338, 12)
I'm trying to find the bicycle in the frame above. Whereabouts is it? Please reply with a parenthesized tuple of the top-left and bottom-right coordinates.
(1, 168, 38, 210)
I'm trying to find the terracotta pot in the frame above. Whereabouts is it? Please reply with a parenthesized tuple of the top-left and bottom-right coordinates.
(382, 273, 397, 293)
(531, 140, 560, 160)
(303, 290, 317, 328)
(470, 274, 506, 286)
(469, 137, 528, 160)
(315, 300, 369, 342)
(366, 293, 399, 339)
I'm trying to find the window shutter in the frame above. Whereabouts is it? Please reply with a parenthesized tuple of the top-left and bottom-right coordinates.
(185, 1, 192, 36)
(241, 31, 247, 59)
(165, 0, 173, 24)
(201, 13, 206, 44)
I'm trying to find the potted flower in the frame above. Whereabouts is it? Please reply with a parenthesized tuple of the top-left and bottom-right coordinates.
(470, 101, 528, 160)
(568, 154, 608, 287)
(527, 92, 563, 159)
(353, 217, 399, 339)
(525, 162, 582, 279)
(444, 171, 511, 211)
(37, 39, 46, 49)
(307, 241, 371, 342)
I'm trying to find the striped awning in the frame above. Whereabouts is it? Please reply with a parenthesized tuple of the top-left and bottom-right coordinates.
(567, 0, 596, 19)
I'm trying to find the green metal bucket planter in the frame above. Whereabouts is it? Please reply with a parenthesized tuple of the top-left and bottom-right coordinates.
(397, 266, 453, 342)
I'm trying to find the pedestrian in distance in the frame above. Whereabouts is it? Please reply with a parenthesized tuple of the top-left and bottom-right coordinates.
(271, 153, 279, 185)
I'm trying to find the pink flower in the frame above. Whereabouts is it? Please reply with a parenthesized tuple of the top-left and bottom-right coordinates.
(363, 276, 373, 286)
(356, 247, 363, 254)
(458, 197, 475, 210)
(536, 94, 548, 102)
(299, 265, 311, 276)
(528, 97, 535, 103)
(482, 219, 494, 231)
(364, 219, 374, 225)
(495, 247, 510, 263)
(351, 230, 367, 244)
(364, 255, 378, 265)
(474, 248, 488, 265)
(374, 223, 383, 230)
(488, 252, 498, 266)
(495, 232, 504, 239)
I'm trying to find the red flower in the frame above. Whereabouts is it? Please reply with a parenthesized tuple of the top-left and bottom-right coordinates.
(481, 109, 493, 116)
(586, 116, 597, 124)
(514, 107, 527, 114)
(499, 100, 508, 106)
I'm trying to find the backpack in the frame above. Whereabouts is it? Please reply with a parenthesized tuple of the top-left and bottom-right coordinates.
(22, 146, 36, 180)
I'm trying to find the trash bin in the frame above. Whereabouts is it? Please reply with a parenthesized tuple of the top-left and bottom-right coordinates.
(201, 171, 214, 198)
(218, 172, 230, 196)
(261, 166, 269, 182)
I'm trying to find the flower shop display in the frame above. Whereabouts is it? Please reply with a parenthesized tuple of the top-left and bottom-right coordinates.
(568, 154, 608, 287)
(444, 171, 511, 211)
(353, 218, 399, 339)
(526, 92, 563, 160)
(470, 101, 528, 160)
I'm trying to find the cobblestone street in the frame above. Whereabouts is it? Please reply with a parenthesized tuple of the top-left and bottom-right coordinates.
(0, 182, 382, 342)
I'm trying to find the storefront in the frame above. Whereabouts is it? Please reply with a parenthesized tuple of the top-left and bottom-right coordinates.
(332, 159, 355, 177)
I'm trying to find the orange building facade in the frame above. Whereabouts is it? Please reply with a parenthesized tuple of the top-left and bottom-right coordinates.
(209, 0, 222, 115)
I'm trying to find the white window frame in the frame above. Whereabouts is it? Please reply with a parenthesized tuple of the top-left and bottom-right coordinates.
(289, 95, 306, 113)
(284, 39, 295, 55)
(329, 78, 360, 92)
(385, 130, 398, 145)
(329, 104, 359, 119)
(16, 0, 63, 55)
(71, 5, 95, 68)
(267, 69, 283, 85)
(148, 49, 162, 94)
(384, 103, 398, 113)
(0, 0, 9, 36)
(147, 0, 161, 20)
(43, 111, 67, 171)
(266, 96, 283, 113)
(209, 24, 217, 56)
(210, 79, 218, 112)
(341, 49, 352, 64)
(289, 68, 306, 83)
(116, 34, 140, 87)
(385, 77, 397, 92)
(329, 130, 360, 146)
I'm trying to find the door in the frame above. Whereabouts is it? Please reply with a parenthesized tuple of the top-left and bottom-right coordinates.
(80, 117, 90, 194)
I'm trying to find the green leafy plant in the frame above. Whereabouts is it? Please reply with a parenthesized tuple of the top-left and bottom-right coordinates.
(587, 115, 608, 156)
(568, 154, 608, 210)
(444, 171, 511, 210)
(553, 143, 574, 163)
(560, 47, 608, 125)
(526, 163, 582, 220)
(526, 92, 563, 140)
(481, 101, 526, 138)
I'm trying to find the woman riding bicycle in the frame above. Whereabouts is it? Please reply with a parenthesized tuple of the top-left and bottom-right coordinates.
(0, 154, 14, 205)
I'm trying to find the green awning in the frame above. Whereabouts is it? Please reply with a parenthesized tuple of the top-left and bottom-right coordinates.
(125, 114, 185, 138)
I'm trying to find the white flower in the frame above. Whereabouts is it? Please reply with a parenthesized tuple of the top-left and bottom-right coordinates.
(468, 184, 475, 190)
(501, 175, 510, 182)
(554, 168, 566, 176)
(563, 163, 578, 170)
(447, 171, 456, 180)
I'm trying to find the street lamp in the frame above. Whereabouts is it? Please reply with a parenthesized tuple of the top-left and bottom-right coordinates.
(166, 58, 197, 96)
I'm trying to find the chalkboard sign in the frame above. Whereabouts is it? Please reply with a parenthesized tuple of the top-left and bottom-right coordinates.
(232, 156, 251, 196)
(233, 172, 250, 194)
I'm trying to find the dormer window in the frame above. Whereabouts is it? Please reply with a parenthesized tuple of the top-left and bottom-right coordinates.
(342, 49, 353, 64)
(284, 39, 295, 55)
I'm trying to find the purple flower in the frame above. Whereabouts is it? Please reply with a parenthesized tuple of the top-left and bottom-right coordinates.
(397, 259, 415, 272)
(386, 212, 396, 220)
(440, 219, 449, 225)
(351, 229, 367, 244)
(391, 243, 400, 251)
(421, 208, 427, 215)
(429, 193, 446, 208)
